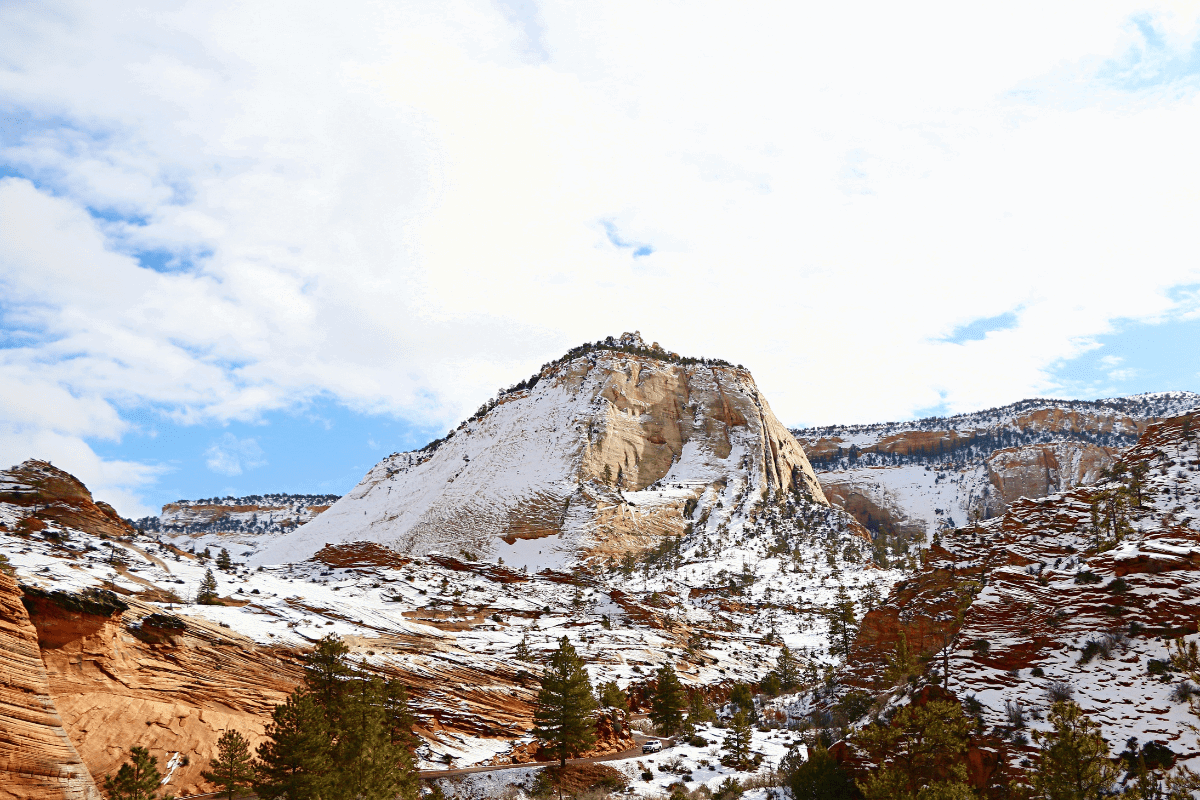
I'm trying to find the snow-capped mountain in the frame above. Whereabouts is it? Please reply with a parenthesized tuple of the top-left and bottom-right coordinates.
(256, 333, 826, 567)
(792, 392, 1200, 539)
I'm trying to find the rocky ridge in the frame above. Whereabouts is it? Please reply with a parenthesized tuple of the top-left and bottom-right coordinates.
(826, 409, 1200, 783)
(793, 392, 1200, 540)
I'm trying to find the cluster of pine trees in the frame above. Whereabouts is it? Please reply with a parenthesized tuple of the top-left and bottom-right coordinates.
(103, 634, 419, 800)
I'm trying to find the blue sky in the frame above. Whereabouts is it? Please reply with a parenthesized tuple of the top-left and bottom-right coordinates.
(2, 2, 1199, 515)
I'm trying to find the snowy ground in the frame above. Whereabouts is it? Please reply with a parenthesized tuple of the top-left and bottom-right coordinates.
(3, 481, 904, 770)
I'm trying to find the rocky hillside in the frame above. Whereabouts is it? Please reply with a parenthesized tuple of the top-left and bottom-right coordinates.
(827, 409, 1200, 784)
(793, 392, 1200, 540)
(0, 390, 893, 797)
(256, 333, 826, 567)
(131, 494, 339, 561)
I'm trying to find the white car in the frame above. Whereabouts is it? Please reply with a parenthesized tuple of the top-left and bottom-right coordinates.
(641, 740, 662, 754)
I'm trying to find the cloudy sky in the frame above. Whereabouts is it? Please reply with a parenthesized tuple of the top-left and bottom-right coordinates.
(2, 1, 1199, 516)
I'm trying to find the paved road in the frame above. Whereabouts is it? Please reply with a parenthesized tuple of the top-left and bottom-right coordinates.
(418, 734, 662, 779)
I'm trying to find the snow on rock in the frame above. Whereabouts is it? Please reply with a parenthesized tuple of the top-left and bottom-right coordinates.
(255, 336, 826, 568)
(836, 410, 1200, 774)
(795, 392, 1200, 539)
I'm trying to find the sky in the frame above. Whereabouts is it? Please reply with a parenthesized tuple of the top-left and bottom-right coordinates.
(1, 1, 1199, 516)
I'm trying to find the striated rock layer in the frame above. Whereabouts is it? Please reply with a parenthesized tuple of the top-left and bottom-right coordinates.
(258, 333, 826, 566)
(0, 571, 99, 800)
(840, 410, 1200, 760)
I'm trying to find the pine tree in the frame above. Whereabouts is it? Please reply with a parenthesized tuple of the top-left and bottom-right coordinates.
(216, 548, 233, 571)
(884, 632, 916, 685)
(255, 691, 331, 800)
(103, 746, 165, 800)
(851, 699, 973, 800)
(197, 569, 219, 605)
(688, 690, 716, 724)
(729, 683, 755, 720)
(1031, 701, 1117, 800)
(650, 663, 687, 736)
(515, 635, 533, 662)
(782, 744, 856, 800)
(304, 634, 353, 719)
(826, 587, 858, 659)
(721, 710, 753, 770)
(333, 676, 419, 800)
(532, 636, 597, 767)
(776, 645, 800, 691)
(201, 729, 255, 800)
(598, 681, 628, 712)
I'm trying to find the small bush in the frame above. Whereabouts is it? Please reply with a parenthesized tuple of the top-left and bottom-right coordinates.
(1045, 681, 1074, 703)
(1074, 571, 1102, 584)
(1170, 680, 1198, 704)
(712, 777, 743, 800)
(1030, 666, 1045, 677)
(1148, 659, 1172, 677)
(1005, 700, 1026, 728)
(971, 639, 991, 657)
(1107, 578, 1129, 594)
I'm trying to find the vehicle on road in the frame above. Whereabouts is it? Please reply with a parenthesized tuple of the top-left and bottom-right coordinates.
(642, 740, 662, 754)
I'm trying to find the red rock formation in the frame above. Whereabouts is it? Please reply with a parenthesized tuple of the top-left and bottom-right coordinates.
(0, 461, 133, 541)
(0, 571, 99, 800)
(22, 588, 304, 796)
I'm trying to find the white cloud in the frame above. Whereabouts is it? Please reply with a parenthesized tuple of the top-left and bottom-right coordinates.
(204, 434, 266, 477)
(1, 1, 1199, 511)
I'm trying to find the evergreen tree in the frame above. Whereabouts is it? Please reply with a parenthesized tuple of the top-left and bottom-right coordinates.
(103, 746, 166, 800)
(729, 683, 755, 720)
(1031, 701, 1117, 800)
(532, 636, 597, 766)
(382, 678, 420, 753)
(255, 690, 331, 800)
(515, 635, 533, 662)
(781, 744, 856, 800)
(721, 710, 753, 770)
(304, 633, 353, 718)
(851, 699, 974, 800)
(827, 587, 858, 659)
(197, 569, 219, 605)
(216, 548, 233, 571)
(333, 676, 419, 800)
(884, 632, 916, 685)
(598, 681, 628, 712)
(776, 645, 800, 691)
(650, 663, 687, 736)
(201, 729, 255, 800)
(688, 690, 716, 724)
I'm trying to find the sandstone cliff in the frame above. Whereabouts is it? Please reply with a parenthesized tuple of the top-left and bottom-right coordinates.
(0, 571, 99, 800)
(794, 392, 1199, 539)
(257, 333, 826, 567)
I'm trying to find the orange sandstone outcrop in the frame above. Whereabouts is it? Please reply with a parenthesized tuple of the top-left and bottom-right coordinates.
(0, 571, 99, 800)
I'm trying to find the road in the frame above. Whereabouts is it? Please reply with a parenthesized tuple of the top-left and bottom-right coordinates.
(174, 735, 665, 797)
(417, 734, 662, 779)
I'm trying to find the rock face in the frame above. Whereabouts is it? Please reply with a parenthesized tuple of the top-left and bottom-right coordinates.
(0, 571, 99, 800)
(0, 461, 134, 541)
(23, 589, 303, 796)
(135, 494, 339, 538)
(841, 410, 1200, 760)
(257, 333, 826, 566)
(984, 441, 1115, 508)
(793, 392, 1199, 538)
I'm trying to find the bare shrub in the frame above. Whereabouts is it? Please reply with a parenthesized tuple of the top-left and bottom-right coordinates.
(1004, 700, 1026, 729)
(1044, 681, 1074, 704)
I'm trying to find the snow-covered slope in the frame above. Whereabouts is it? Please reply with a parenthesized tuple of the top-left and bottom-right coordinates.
(830, 409, 1200, 781)
(256, 333, 825, 567)
(794, 392, 1200, 540)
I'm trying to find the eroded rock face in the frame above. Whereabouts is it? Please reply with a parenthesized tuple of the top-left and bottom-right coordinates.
(0, 572, 99, 800)
(984, 442, 1116, 511)
(840, 411, 1200, 758)
(257, 336, 825, 566)
(22, 589, 303, 796)
(0, 461, 133, 541)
